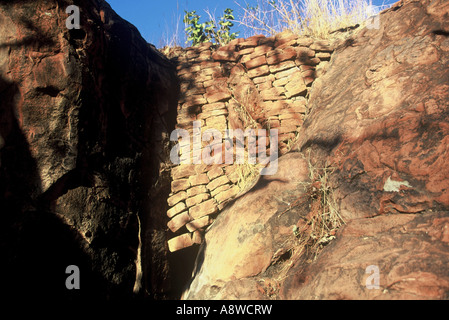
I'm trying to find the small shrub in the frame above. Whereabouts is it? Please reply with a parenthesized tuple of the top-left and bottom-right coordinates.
(183, 8, 239, 46)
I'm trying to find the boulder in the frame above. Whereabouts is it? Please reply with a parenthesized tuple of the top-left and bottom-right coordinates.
(183, 153, 310, 299)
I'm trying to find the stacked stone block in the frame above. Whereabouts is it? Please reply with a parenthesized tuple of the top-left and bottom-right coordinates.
(165, 31, 334, 252)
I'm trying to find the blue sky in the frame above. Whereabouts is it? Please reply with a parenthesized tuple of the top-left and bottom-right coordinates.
(105, 0, 397, 47)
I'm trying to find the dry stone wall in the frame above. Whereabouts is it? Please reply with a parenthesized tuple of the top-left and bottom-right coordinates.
(165, 31, 334, 252)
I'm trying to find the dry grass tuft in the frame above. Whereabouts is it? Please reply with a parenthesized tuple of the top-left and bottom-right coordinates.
(235, 0, 384, 39)
(235, 161, 264, 193)
(275, 149, 345, 281)
(231, 95, 259, 130)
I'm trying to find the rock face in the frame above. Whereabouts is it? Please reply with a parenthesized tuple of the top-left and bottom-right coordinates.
(184, 0, 449, 300)
(282, 212, 449, 299)
(0, 0, 178, 299)
(2, 0, 448, 301)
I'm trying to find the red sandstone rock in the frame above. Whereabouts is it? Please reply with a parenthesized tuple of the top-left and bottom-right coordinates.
(295, 0, 449, 220)
(216, 279, 270, 300)
(244, 55, 268, 70)
(266, 47, 297, 65)
(281, 212, 449, 299)
(183, 0, 449, 300)
(212, 47, 239, 62)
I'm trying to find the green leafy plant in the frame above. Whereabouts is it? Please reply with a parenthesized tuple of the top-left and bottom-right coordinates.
(183, 11, 207, 46)
(183, 8, 239, 46)
(216, 8, 239, 45)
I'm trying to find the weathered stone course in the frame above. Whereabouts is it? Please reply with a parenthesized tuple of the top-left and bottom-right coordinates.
(186, 216, 213, 232)
(167, 233, 194, 252)
(207, 175, 230, 192)
(167, 211, 191, 232)
(189, 198, 219, 219)
(189, 173, 210, 186)
(167, 191, 188, 207)
(186, 193, 210, 208)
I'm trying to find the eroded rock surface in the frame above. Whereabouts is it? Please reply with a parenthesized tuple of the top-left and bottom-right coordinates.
(281, 212, 449, 299)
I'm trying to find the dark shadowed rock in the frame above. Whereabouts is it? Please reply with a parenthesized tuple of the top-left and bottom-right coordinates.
(0, 0, 178, 300)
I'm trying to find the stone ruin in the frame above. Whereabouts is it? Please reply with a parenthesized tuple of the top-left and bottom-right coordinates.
(165, 31, 334, 252)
